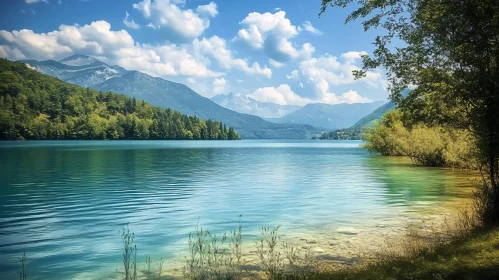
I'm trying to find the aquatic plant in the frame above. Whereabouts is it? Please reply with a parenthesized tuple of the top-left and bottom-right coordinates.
(157, 257, 164, 280)
(183, 218, 244, 280)
(120, 226, 137, 280)
(145, 256, 152, 280)
(256, 226, 285, 279)
(18, 252, 26, 280)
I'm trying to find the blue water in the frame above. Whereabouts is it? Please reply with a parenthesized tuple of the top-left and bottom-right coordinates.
(0, 140, 472, 279)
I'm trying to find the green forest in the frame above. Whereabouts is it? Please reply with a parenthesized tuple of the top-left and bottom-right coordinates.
(0, 59, 241, 140)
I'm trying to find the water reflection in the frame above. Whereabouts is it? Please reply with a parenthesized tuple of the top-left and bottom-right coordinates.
(0, 140, 472, 279)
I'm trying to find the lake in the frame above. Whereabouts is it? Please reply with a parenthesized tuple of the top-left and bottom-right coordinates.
(0, 140, 473, 279)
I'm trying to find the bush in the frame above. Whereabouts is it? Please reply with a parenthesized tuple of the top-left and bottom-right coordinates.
(363, 110, 477, 169)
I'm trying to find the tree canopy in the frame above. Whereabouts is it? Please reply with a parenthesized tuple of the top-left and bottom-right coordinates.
(321, 0, 499, 224)
(0, 59, 241, 141)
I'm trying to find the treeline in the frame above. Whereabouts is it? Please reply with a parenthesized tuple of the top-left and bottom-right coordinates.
(363, 110, 476, 169)
(314, 128, 362, 140)
(0, 59, 241, 140)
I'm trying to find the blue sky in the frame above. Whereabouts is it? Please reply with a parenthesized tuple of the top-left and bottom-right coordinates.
(0, 0, 389, 105)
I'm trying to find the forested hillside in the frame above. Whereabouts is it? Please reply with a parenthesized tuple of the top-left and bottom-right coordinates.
(0, 59, 240, 140)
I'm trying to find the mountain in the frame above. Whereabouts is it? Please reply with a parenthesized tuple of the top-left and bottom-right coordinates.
(268, 101, 385, 130)
(211, 93, 301, 118)
(23, 55, 127, 87)
(0, 58, 241, 140)
(350, 101, 396, 129)
(20, 55, 318, 139)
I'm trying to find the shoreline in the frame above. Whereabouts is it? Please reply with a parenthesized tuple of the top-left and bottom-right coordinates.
(145, 181, 474, 279)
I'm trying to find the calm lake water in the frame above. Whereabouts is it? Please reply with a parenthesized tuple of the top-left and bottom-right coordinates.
(0, 140, 472, 279)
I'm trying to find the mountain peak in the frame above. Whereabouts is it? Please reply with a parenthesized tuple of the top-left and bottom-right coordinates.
(59, 54, 103, 67)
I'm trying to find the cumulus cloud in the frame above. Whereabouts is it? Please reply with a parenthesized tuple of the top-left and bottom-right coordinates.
(249, 84, 371, 106)
(249, 84, 311, 106)
(196, 2, 218, 17)
(299, 21, 322, 35)
(292, 51, 386, 103)
(233, 11, 315, 63)
(133, 0, 216, 42)
(123, 11, 141, 30)
(212, 77, 227, 94)
(0, 21, 221, 78)
(194, 35, 272, 78)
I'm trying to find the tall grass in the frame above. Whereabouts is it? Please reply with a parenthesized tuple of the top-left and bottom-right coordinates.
(183, 218, 244, 280)
(120, 226, 137, 280)
(18, 252, 26, 280)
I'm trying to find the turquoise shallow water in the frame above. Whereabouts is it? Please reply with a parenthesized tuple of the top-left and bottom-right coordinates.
(0, 140, 472, 279)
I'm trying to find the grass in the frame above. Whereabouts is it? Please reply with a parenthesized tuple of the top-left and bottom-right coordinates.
(288, 227, 499, 280)
(15, 221, 499, 280)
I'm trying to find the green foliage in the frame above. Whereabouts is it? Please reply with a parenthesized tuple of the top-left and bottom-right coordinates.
(120, 226, 137, 280)
(315, 101, 396, 141)
(0, 59, 241, 140)
(183, 219, 244, 280)
(363, 110, 477, 169)
(350, 101, 396, 130)
(320, 0, 499, 224)
(315, 128, 362, 140)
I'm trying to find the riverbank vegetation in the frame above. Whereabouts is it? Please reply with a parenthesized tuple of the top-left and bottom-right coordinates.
(0, 59, 241, 140)
(320, 0, 499, 227)
(363, 110, 477, 169)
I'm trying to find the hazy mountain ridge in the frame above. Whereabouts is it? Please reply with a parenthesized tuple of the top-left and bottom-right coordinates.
(21, 55, 320, 139)
(211, 92, 302, 118)
(268, 101, 385, 130)
(350, 101, 396, 129)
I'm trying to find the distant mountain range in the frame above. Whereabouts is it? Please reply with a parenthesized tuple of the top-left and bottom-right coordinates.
(211, 93, 301, 119)
(267, 101, 385, 130)
(22, 55, 319, 139)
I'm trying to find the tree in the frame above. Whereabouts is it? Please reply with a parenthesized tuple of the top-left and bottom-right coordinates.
(321, 0, 499, 224)
(0, 59, 242, 142)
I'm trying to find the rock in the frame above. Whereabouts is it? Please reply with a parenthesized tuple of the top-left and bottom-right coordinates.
(337, 227, 360, 235)
(312, 247, 325, 253)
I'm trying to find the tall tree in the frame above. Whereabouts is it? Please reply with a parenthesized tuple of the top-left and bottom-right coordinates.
(321, 0, 499, 224)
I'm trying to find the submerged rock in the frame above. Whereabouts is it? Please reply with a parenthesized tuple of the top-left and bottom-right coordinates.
(337, 227, 360, 235)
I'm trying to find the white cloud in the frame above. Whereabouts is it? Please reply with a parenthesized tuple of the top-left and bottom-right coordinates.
(133, 0, 216, 42)
(319, 90, 372, 104)
(123, 11, 141, 30)
(269, 59, 283, 68)
(233, 11, 315, 63)
(299, 21, 322, 35)
(26, 0, 48, 4)
(147, 23, 158, 29)
(287, 51, 384, 104)
(0, 21, 221, 79)
(194, 35, 272, 78)
(196, 2, 218, 17)
(286, 69, 299, 80)
(297, 51, 386, 97)
(212, 77, 227, 94)
(249, 84, 371, 106)
(249, 84, 311, 106)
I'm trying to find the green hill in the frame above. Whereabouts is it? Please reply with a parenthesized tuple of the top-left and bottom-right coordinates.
(316, 101, 396, 140)
(350, 101, 396, 129)
(0, 59, 240, 140)
(23, 55, 319, 139)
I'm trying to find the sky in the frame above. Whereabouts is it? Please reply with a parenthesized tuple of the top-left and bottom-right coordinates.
(0, 0, 390, 106)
